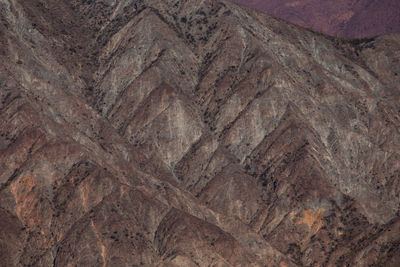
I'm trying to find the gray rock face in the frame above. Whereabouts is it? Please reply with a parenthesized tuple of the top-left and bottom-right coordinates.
(0, 0, 399, 266)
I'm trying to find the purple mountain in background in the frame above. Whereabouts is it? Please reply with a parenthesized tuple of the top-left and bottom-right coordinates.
(231, 0, 400, 38)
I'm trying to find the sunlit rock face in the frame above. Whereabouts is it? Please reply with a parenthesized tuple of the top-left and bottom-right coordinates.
(231, 0, 400, 38)
(0, 0, 399, 266)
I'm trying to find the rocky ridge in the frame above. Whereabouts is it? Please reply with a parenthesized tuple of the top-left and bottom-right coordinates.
(0, 0, 399, 266)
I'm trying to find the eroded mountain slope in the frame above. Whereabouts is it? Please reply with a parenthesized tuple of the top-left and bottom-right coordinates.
(0, 0, 399, 266)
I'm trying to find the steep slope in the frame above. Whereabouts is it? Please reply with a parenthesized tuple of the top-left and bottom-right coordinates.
(231, 0, 400, 38)
(0, 0, 400, 266)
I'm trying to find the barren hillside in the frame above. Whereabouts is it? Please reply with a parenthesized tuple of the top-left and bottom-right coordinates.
(0, 0, 399, 266)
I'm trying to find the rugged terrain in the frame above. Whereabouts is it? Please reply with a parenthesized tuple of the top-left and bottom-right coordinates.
(231, 0, 400, 38)
(0, 0, 400, 266)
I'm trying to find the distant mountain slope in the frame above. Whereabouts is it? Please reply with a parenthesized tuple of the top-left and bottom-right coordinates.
(231, 0, 400, 37)
(0, 0, 400, 266)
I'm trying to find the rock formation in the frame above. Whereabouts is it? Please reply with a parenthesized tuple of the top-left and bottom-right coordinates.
(0, 0, 399, 266)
